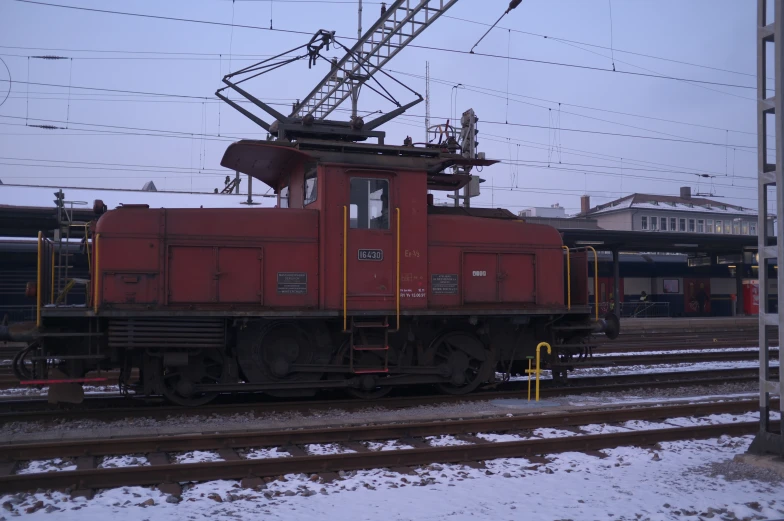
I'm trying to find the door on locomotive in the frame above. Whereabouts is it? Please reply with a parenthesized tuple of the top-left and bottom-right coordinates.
(346, 173, 396, 309)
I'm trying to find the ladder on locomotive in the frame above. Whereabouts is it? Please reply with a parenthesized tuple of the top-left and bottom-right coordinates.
(349, 317, 390, 374)
(52, 190, 91, 306)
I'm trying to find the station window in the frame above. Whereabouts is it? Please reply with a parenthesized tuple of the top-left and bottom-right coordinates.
(697, 219, 704, 233)
(750, 222, 758, 235)
(716, 220, 723, 234)
(350, 178, 389, 230)
(279, 185, 290, 208)
(733, 220, 741, 235)
(670, 217, 677, 231)
(679, 218, 686, 232)
(641, 216, 648, 230)
(650, 216, 658, 231)
(706, 219, 714, 233)
(742, 221, 749, 235)
(688, 219, 695, 232)
(660, 217, 667, 231)
(303, 165, 318, 206)
(726, 220, 733, 234)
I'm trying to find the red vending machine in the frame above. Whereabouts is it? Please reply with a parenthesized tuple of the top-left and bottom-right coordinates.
(743, 279, 759, 315)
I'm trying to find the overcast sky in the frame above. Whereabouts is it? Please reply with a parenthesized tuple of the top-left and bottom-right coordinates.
(0, 0, 766, 214)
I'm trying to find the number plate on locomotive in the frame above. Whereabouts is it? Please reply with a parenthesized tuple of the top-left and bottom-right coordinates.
(357, 249, 384, 261)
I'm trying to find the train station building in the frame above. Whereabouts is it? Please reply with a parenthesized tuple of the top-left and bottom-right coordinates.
(521, 187, 776, 319)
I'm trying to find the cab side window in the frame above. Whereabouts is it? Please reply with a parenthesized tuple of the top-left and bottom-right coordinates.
(304, 165, 318, 206)
(350, 178, 389, 230)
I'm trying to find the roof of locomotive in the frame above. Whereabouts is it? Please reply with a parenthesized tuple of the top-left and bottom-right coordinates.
(220, 139, 497, 192)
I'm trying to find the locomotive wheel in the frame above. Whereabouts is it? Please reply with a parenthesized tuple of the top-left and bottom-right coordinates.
(331, 341, 392, 399)
(158, 350, 226, 407)
(431, 330, 493, 395)
(236, 321, 328, 397)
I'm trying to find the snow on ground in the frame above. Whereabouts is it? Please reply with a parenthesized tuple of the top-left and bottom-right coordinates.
(579, 422, 635, 434)
(173, 451, 224, 464)
(16, 458, 76, 475)
(475, 432, 526, 442)
(425, 435, 470, 447)
(0, 384, 120, 398)
(241, 447, 291, 460)
(364, 440, 415, 451)
(305, 443, 357, 456)
(504, 360, 775, 382)
(569, 360, 777, 379)
(2, 435, 781, 520)
(592, 346, 774, 357)
(99, 455, 150, 468)
(531, 427, 578, 438)
(581, 391, 760, 405)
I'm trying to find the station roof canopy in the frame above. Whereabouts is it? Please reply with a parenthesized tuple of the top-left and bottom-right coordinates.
(559, 228, 765, 254)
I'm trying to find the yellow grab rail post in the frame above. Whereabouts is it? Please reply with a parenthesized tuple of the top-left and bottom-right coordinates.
(526, 357, 533, 401)
(585, 245, 599, 321)
(535, 342, 551, 401)
(93, 233, 100, 314)
(395, 207, 400, 331)
(343, 206, 347, 332)
(50, 246, 55, 305)
(84, 223, 91, 273)
(562, 246, 571, 310)
(36, 231, 42, 327)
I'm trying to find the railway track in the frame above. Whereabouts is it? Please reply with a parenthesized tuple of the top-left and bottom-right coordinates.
(0, 367, 772, 424)
(0, 345, 771, 390)
(0, 398, 771, 493)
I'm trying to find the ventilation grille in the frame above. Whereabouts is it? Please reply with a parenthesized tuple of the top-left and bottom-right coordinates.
(108, 318, 225, 349)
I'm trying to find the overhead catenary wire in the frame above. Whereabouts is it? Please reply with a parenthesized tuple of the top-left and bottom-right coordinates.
(0, 79, 759, 152)
(608, 0, 616, 72)
(0, 57, 10, 108)
(388, 69, 764, 146)
(10, 0, 757, 91)
(389, 116, 759, 189)
(1, 2, 763, 208)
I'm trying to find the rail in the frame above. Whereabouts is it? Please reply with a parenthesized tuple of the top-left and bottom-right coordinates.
(562, 246, 570, 310)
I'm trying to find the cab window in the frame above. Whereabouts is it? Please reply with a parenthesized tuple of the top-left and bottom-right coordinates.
(350, 178, 389, 230)
(304, 165, 318, 206)
(279, 185, 289, 208)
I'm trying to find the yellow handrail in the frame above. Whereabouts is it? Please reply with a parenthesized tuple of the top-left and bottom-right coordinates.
(395, 207, 400, 331)
(50, 246, 55, 305)
(84, 223, 91, 274)
(562, 246, 570, 310)
(586, 245, 599, 321)
(93, 233, 100, 314)
(535, 342, 551, 402)
(36, 231, 42, 328)
(343, 206, 347, 332)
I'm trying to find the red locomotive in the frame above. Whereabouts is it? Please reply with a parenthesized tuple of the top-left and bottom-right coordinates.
(6, 29, 618, 405)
